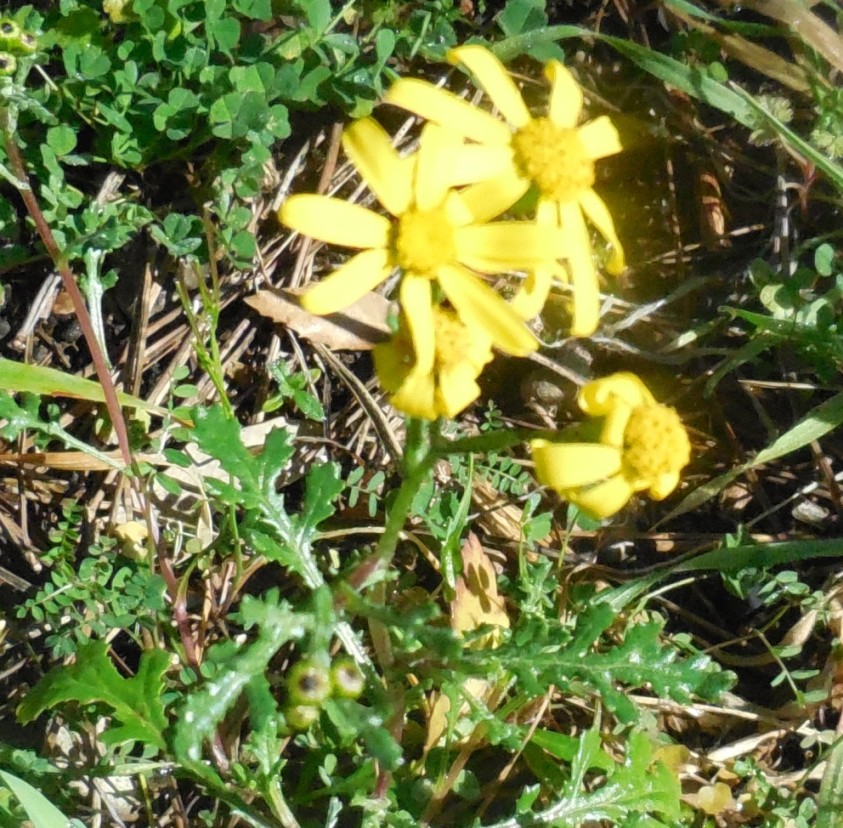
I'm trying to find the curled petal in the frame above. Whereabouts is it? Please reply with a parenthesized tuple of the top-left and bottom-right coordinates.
(342, 118, 414, 216)
(565, 474, 635, 519)
(578, 188, 625, 274)
(648, 471, 681, 501)
(578, 372, 654, 415)
(545, 61, 583, 129)
(400, 275, 435, 373)
(385, 78, 511, 146)
(280, 195, 391, 249)
(511, 265, 554, 320)
(577, 116, 622, 161)
(455, 222, 560, 273)
(531, 441, 622, 490)
(437, 264, 537, 356)
(559, 202, 600, 336)
(300, 248, 392, 315)
(600, 403, 632, 449)
(448, 45, 531, 128)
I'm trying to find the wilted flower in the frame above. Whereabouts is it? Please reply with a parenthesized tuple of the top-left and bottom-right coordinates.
(531, 372, 691, 518)
(374, 304, 493, 419)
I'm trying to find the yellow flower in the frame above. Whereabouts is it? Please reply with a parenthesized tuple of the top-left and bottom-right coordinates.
(279, 117, 562, 360)
(374, 305, 493, 419)
(531, 373, 691, 519)
(385, 45, 625, 335)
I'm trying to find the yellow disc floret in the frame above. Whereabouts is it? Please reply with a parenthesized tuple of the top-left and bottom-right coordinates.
(395, 206, 456, 274)
(511, 117, 595, 202)
(622, 404, 691, 482)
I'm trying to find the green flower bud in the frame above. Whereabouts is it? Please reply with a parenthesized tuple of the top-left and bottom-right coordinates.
(285, 703, 320, 731)
(0, 19, 36, 55)
(330, 657, 365, 699)
(286, 657, 331, 706)
(0, 52, 16, 77)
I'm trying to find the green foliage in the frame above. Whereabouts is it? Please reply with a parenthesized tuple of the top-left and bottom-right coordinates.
(18, 640, 169, 749)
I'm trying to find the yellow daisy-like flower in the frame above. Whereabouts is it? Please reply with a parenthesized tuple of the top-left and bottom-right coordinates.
(374, 305, 493, 420)
(279, 117, 562, 361)
(530, 373, 691, 519)
(385, 45, 625, 335)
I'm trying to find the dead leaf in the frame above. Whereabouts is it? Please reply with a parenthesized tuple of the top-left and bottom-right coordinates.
(425, 533, 510, 752)
(245, 288, 390, 350)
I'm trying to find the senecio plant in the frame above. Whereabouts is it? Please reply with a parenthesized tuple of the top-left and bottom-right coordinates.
(280, 44, 691, 521)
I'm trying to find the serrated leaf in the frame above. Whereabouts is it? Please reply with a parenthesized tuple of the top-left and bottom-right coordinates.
(17, 641, 169, 749)
(300, 462, 343, 531)
(172, 594, 308, 783)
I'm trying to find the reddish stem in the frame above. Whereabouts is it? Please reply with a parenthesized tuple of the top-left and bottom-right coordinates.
(1, 114, 132, 467)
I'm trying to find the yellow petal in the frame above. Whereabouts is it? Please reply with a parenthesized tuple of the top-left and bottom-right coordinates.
(455, 222, 560, 273)
(565, 474, 635, 519)
(280, 195, 391, 249)
(578, 188, 625, 274)
(385, 78, 511, 146)
(400, 275, 435, 373)
(600, 403, 632, 449)
(649, 471, 681, 501)
(456, 170, 529, 224)
(416, 124, 459, 211)
(558, 202, 600, 336)
(577, 116, 622, 160)
(531, 440, 622, 490)
(545, 61, 583, 129)
(511, 265, 554, 320)
(448, 143, 514, 188)
(437, 264, 537, 356)
(437, 361, 482, 418)
(342, 118, 414, 216)
(448, 45, 531, 128)
(578, 372, 654, 415)
(390, 366, 437, 420)
(300, 248, 392, 315)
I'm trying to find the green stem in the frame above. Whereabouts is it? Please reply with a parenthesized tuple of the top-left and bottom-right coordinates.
(433, 427, 559, 457)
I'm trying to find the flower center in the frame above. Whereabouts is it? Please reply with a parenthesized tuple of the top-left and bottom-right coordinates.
(433, 307, 473, 368)
(395, 206, 456, 275)
(622, 404, 690, 481)
(511, 117, 595, 202)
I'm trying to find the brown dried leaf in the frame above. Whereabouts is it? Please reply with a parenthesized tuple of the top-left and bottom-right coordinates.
(245, 288, 390, 351)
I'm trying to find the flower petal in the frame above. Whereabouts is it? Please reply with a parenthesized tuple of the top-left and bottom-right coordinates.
(437, 264, 537, 356)
(374, 338, 412, 393)
(385, 78, 511, 146)
(511, 265, 554, 320)
(280, 195, 391, 249)
(566, 474, 635, 519)
(455, 222, 560, 273)
(531, 440, 622, 490)
(437, 361, 483, 418)
(342, 118, 414, 216)
(577, 116, 622, 160)
(415, 124, 456, 211)
(578, 372, 654, 415)
(400, 275, 435, 373)
(558, 202, 600, 336)
(600, 403, 632, 449)
(448, 45, 531, 128)
(545, 61, 583, 129)
(649, 471, 681, 501)
(390, 366, 437, 419)
(578, 188, 625, 274)
(301, 248, 392, 315)
(456, 170, 529, 224)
